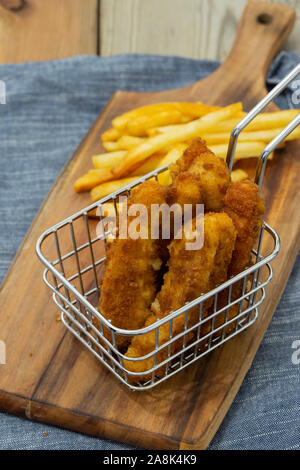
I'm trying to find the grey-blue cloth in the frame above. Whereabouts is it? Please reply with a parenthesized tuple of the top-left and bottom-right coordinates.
(0, 51, 299, 450)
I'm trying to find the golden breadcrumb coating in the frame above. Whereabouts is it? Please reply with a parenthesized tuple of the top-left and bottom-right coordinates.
(214, 179, 265, 333)
(170, 138, 230, 212)
(167, 171, 203, 208)
(224, 179, 265, 277)
(124, 212, 236, 381)
(99, 180, 167, 349)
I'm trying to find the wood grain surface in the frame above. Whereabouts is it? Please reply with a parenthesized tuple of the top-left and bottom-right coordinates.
(0, 0, 298, 64)
(100, 0, 300, 59)
(0, 0, 98, 63)
(0, 1, 299, 450)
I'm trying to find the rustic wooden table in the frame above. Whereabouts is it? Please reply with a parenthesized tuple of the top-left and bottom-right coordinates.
(0, 0, 299, 64)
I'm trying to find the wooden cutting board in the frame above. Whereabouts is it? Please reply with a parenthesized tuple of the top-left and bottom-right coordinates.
(0, 1, 299, 450)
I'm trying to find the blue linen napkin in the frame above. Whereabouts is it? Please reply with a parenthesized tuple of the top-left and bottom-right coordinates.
(0, 51, 299, 450)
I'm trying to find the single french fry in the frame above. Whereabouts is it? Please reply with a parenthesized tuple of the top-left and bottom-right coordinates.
(209, 141, 266, 160)
(246, 110, 299, 131)
(174, 102, 220, 117)
(116, 135, 147, 150)
(103, 137, 146, 152)
(206, 117, 245, 133)
(130, 144, 186, 177)
(204, 125, 300, 145)
(158, 143, 188, 166)
(130, 154, 167, 176)
(112, 103, 181, 130)
(127, 110, 184, 136)
(90, 176, 142, 202)
(242, 126, 300, 142)
(112, 102, 222, 131)
(201, 133, 231, 145)
(230, 169, 249, 183)
(102, 128, 121, 142)
(92, 151, 127, 169)
(147, 110, 245, 137)
(146, 123, 186, 137)
(211, 110, 299, 133)
(102, 141, 120, 152)
(112, 103, 242, 178)
(88, 169, 117, 176)
(142, 143, 187, 173)
(120, 103, 220, 136)
(73, 169, 113, 193)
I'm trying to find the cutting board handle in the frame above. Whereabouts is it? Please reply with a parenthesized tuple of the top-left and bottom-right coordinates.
(189, 1, 296, 104)
(223, 1, 295, 79)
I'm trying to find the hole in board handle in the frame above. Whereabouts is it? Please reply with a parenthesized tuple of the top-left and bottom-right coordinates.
(257, 13, 273, 25)
(0, 0, 25, 11)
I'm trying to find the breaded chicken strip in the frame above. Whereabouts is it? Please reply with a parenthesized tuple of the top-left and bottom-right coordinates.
(123, 212, 236, 381)
(167, 171, 203, 208)
(169, 138, 230, 212)
(99, 180, 167, 349)
(224, 179, 265, 277)
(163, 139, 230, 250)
(214, 179, 265, 333)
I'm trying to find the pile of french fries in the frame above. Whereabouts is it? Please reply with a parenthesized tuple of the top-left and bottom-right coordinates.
(74, 101, 300, 201)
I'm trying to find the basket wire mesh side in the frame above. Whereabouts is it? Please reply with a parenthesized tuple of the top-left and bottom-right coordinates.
(38, 192, 278, 391)
(36, 64, 300, 390)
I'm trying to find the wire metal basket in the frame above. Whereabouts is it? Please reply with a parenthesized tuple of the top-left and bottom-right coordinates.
(36, 64, 300, 391)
